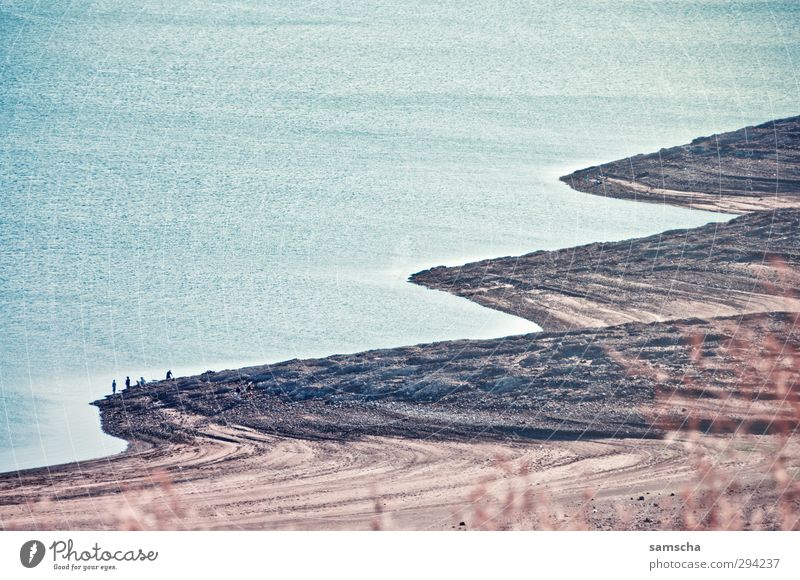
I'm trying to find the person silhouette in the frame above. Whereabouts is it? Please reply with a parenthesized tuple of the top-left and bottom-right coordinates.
(112, 379, 117, 395)
(166, 370, 173, 380)
(125, 376, 131, 389)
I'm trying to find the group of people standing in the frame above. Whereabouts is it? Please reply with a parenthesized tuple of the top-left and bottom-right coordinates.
(111, 369, 174, 395)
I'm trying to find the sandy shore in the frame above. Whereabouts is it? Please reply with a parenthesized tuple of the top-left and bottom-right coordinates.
(1, 117, 798, 531)
(0, 432, 687, 530)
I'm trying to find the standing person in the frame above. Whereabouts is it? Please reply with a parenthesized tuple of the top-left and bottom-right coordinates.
(125, 376, 131, 390)
(166, 370, 173, 380)
(112, 379, 117, 395)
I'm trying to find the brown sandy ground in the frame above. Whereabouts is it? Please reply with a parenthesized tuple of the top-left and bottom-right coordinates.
(1, 432, 796, 531)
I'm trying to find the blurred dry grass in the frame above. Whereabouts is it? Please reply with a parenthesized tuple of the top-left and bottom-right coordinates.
(649, 259, 800, 530)
(458, 259, 800, 531)
(3, 468, 197, 531)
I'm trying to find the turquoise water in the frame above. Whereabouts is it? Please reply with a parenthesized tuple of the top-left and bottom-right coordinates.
(1, 0, 797, 473)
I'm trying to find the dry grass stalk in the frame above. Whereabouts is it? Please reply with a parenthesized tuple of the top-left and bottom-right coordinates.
(458, 259, 799, 531)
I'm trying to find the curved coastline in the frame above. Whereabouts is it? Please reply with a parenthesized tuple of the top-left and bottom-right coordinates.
(2, 116, 799, 530)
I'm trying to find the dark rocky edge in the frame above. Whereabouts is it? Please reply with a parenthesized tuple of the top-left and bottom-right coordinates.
(411, 208, 800, 332)
(560, 115, 800, 213)
(94, 311, 798, 446)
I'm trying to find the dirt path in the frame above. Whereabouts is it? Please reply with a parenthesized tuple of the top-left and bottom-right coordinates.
(3, 426, 790, 531)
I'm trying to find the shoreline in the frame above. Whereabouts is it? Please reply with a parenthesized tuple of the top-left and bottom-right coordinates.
(2, 116, 798, 530)
(412, 116, 800, 332)
(4, 311, 798, 530)
(559, 116, 800, 214)
(410, 209, 800, 332)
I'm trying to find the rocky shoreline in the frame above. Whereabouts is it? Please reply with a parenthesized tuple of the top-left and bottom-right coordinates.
(560, 116, 800, 213)
(411, 209, 800, 332)
(412, 116, 800, 332)
(2, 116, 798, 530)
(94, 115, 800, 448)
(92, 310, 799, 446)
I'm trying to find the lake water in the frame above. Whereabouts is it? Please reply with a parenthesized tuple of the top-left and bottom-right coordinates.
(1, 0, 798, 472)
